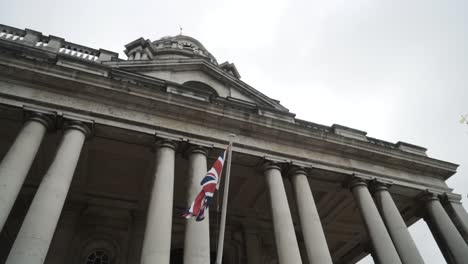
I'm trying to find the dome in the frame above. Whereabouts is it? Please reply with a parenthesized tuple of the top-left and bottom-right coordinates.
(151, 35, 217, 64)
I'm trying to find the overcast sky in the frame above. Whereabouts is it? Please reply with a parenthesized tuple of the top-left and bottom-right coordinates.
(2, 0, 467, 263)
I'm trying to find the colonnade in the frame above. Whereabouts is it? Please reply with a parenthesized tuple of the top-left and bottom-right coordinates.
(1, 115, 90, 264)
(0, 111, 468, 264)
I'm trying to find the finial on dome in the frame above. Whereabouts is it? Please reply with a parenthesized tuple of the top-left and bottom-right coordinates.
(179, 25, 183, 35)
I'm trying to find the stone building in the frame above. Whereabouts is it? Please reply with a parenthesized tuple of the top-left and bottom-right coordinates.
(0, 24, 467, 264)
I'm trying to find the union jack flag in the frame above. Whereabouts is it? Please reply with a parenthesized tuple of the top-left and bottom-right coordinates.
(183, 146, 227, 221)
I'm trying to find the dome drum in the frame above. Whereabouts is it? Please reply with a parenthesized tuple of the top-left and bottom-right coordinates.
(124, 35, 217, 64)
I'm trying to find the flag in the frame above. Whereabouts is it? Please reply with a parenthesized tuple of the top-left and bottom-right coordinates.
(183, 146, 228, 221)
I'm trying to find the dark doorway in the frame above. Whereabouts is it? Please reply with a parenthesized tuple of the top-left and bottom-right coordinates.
(170, 248, 183, 264)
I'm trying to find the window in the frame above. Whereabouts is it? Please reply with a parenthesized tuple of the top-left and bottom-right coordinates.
(80, 237, 117, 264)
(86, 249, 110, 264)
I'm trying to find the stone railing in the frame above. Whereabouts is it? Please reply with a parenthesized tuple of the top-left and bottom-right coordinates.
(59, 42, 100, 61)
(0, 24, 118, 62)
(0, 25, 25, 41)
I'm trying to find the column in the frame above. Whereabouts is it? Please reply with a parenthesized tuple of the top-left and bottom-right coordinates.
(350, 178, 402, 264)
(263, 162, 302, 264)
(422, 192, 468, 264)
(6, 120, 90, 264)
(443, 194, 468, 244)
(140, 140, 177, 264)
(0, 113, 53, 231)
(183, 146, 210, 264)
(289, 168, 332, 264)
(373, 182, 424, 264)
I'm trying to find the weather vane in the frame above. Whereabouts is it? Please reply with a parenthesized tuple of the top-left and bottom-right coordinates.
(179, 25, 183, 35)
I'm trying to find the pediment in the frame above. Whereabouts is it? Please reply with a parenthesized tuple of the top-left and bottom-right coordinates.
(110, 59, 288, 112)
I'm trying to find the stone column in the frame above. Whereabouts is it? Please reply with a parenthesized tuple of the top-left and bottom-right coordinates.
(263, 162, 302, 264)
(443, 194, 468, 244)
(6, 120, 90, 264)
(350, 178, 402, 264)
(422, 192, 468, 264)
(140, 140, 177, 264)
(0, 113, 53, 231)
(289, 167, 332, 264)
(373, 182, 424, 264)
(183, 146, 210, 264)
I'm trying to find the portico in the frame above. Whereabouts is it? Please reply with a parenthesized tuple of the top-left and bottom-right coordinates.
(0, 24, 467, 264)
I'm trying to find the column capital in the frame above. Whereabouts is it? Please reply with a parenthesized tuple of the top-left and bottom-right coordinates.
(154, 133, 182, 152)
(186, 144, 209, 156)
(287, 166, 308, 178)
(155, 139, 178, 150)
(347, 176, 371, 189)
(442, 192, 463, 204)
(63, 120, 92, 137)
(25, 112, 55, 130)
(419, 190, 441, 203)
(370, 179, 393, 193)
(261, 160, 282, 172)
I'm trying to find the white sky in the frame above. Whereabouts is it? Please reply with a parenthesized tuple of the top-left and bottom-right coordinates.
(2, 0, 468, 263)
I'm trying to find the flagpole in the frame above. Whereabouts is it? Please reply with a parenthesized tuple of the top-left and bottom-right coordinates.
(215, 134, 235, 264)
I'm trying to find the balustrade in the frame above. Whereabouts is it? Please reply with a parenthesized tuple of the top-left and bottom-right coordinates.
(0, 24, 117, 62)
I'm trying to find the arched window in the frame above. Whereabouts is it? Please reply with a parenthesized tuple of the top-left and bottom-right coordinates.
(80, 238, 118, 264)
(183, 81, 219, 97)
(85, 249, 111, 264)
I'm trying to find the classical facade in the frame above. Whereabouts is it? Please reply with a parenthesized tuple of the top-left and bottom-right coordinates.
(0, 24, 467, 264)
